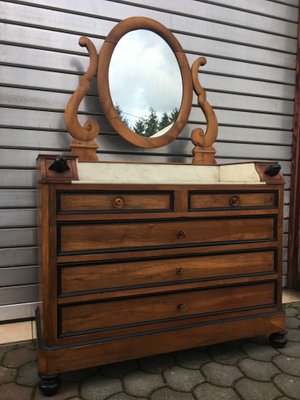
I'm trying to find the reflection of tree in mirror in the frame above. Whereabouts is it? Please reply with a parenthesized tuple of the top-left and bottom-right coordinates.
(132, 106, 179, 137)
(115, 104, 130, 127)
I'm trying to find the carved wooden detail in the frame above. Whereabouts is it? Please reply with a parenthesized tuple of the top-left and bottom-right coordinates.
(191, 57, 219, 165)
(64, 37, 99, 162)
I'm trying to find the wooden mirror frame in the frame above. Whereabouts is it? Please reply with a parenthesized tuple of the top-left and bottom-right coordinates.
(97, 17, 193, 149)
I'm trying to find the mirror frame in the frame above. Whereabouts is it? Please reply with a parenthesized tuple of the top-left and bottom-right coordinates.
(97, 17, 193, 148)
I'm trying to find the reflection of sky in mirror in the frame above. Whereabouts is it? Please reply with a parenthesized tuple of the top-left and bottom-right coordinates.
(109, 29, 183, 130)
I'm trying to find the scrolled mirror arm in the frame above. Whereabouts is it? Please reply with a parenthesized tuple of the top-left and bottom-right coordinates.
(64, 37, 100, 142)
(191, 57, 218, 148)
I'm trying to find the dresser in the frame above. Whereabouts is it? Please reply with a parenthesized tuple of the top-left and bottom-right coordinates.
(36, 156, 286, 395)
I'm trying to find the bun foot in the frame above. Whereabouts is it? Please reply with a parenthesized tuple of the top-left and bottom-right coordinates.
(39, 374, 60, 396)
(269, 330, 288, 348)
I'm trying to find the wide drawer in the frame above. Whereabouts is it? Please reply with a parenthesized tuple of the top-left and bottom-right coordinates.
(59, 281, 275, 336)
(57, 190, 173, 214)
(58, 216, 276, 255)
(189, 190, 277, 211)
(59, 250, 276, 295)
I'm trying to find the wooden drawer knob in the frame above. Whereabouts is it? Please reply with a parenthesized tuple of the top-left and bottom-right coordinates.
(176, 267, 186, 276)
(112, 197, 125, 209)
(229, 195, 240, 207)
(176, 230, 186, 239)
(177, 303, 188, 312)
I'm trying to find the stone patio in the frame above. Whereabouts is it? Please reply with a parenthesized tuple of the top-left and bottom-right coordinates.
(1, 303, 300, 399)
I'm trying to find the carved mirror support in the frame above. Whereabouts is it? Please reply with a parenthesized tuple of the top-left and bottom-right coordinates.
(191, 57, 219, 165)
(64, 37, 100, 161)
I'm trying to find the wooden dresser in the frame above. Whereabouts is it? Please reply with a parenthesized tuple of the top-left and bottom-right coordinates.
(36, 16, 287, 396)
(36, 156, 286, 395)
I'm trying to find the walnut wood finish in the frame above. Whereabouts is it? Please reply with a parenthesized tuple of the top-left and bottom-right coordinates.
(60, 250, 275, 295)
(37, 157, 285, 391)
(58, 191, 172, 213)
(60, 282, 275, 336)
(189, 191, 276, 210)
(59, 217, 275, 254)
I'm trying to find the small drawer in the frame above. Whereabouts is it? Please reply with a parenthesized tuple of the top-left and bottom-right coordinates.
(58, 216, 276, 255)
(59, 282, 275, 336)
(189, 191, 277, 211)
(57, 190, 173, 214)
(59, 250, 276, 295)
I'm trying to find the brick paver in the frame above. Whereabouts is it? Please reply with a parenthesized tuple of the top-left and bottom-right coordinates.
(1, 303, 300, 399)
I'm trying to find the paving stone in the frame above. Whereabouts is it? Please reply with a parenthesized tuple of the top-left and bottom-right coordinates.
(109, 394, 146, 400)
(286, 317, 300, 329)
(139, 354, 174, 373)
(278, 342, 300, 357)
(101, 360, 137, 378)
(273, 354, 300, 376)
(61, 367, 100, 382)
(194, 383, 240, 400)
(274, 373, 300, 398)
(68, 398, 82, 400)
(17, 360, 39, 386)
(240, 342, 279, 361)
(0, 382, 32, 400)
(277, 398, 294, 400)
(285, 307, 299, 317)
(202, 362, 243, 386)
(0, 365, 17, 383)
(25, 340, 37, 351)
(247, 335, 269, 345)
(2, 347, 36, 368)
(123, 370, 163, 397)
(163, 365, 204, 391)
(151, 387, 194, 400)
(235, 378, 281, 400)
(174, 348, 210, 369)
(0, 344, 12, 363)
(35, 381, 79, 400)
(238, 358, 279, 381)
(208, 341, 245, 365)
(286, 329, 300, 342)
(81, 374, 122, 400)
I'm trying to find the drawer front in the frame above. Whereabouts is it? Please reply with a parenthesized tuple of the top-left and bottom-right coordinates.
(58, 216, 276, 255)
(60, 250, 276, 295)
(59, 282, 275, 336)
(57, 190, 173, 214)
(189, 191, 277, 211)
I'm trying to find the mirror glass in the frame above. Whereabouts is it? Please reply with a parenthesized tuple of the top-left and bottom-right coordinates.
(108, 30, 183, 137)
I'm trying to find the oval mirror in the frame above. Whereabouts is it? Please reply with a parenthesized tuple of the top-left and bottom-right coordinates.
(98, 17, 193, 148)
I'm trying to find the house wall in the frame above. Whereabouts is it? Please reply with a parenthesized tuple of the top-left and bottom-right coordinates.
(0, 0, 298, 321)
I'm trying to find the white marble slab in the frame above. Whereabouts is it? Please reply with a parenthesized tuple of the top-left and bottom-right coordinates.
(73, 162, 265, 185)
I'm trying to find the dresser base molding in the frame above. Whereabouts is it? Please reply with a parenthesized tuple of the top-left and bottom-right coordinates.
(36, 309, 285, 376)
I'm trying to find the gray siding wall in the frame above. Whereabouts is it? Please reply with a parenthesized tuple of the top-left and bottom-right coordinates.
(0, 0, 298, 321)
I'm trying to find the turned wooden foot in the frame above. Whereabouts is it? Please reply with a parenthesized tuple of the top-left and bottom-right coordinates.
(269, 330, 288, 348)
(38, 374, 60, 396)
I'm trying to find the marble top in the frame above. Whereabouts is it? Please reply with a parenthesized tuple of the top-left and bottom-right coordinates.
(72, 162, 265, 185)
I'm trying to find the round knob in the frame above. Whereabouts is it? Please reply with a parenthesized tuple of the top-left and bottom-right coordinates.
(177, 303, 188, 312)
(176, 268, 186, 276)
(112, 197, 125, 209)
(229, 195, 240, 207)
(176, 230, 186, 239)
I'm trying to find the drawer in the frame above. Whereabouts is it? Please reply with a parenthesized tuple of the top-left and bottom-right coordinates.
(59, 250, 276, 295)
(59, 282, 275, 336)
(189, 190, 277, 211)
(57, 190, 173, 214)
(58, 216, 276, 255)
